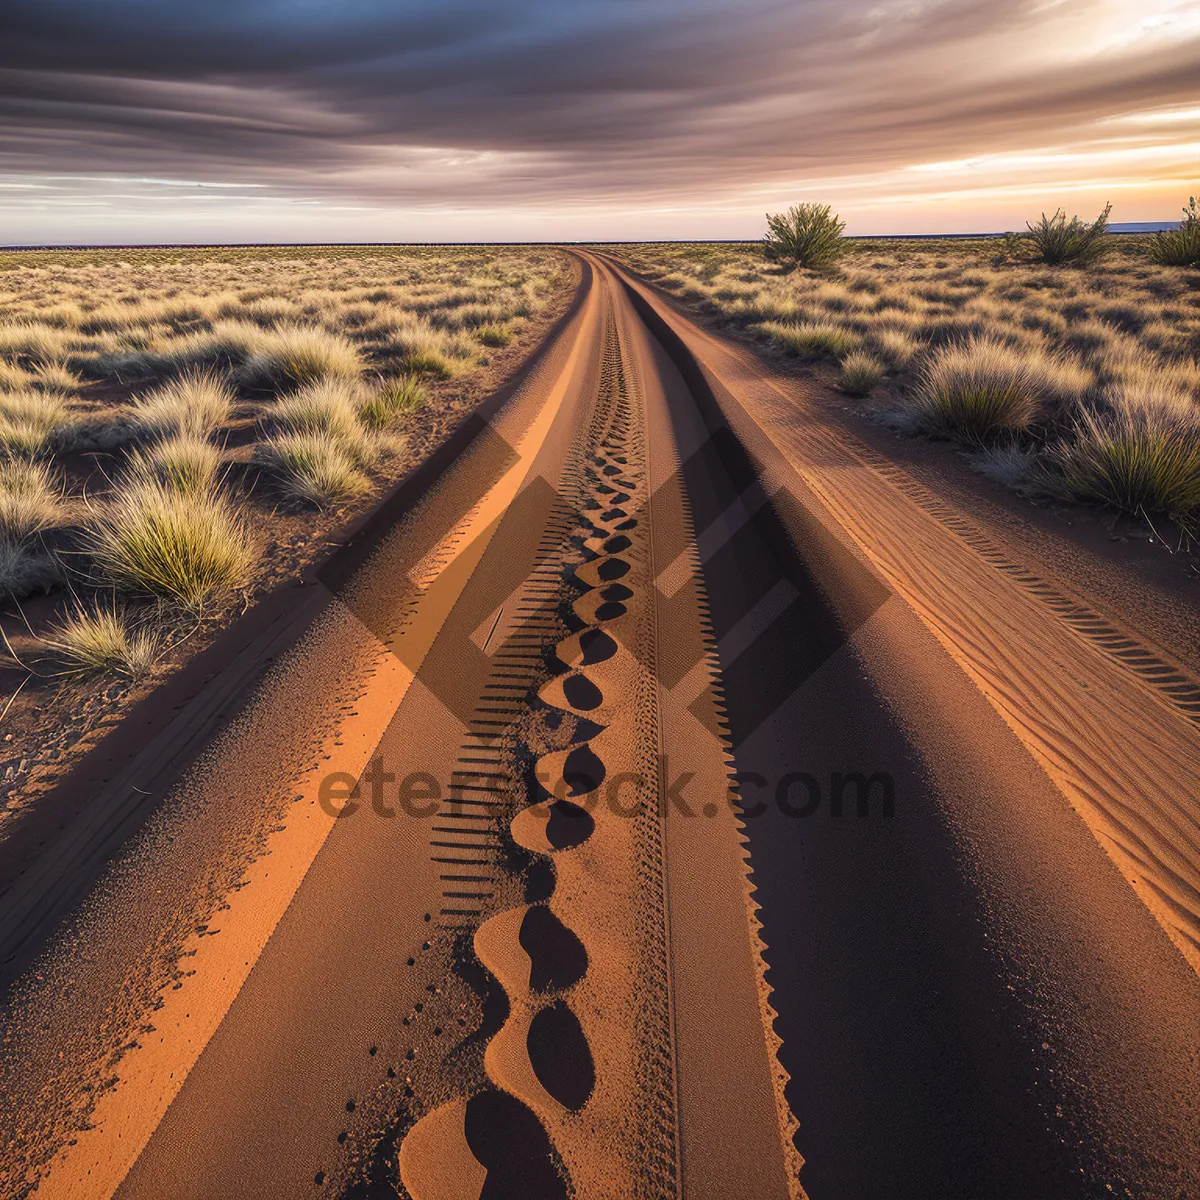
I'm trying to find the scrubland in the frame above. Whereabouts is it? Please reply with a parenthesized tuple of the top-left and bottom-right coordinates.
(615, 238, 1200, 535)
(0, 245, 567, 797)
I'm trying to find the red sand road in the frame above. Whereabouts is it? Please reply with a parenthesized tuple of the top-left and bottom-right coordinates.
(0, 252, 1196, 1200)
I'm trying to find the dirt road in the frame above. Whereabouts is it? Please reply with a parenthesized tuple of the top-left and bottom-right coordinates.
(1, 252, 1197, 1200)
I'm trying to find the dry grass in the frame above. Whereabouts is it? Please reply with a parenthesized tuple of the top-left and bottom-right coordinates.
(617, 237, 1200, 524)
(0, 459, 67, 540)
(0, 389, 73, 458)
(239, 324, 363, 389)
(87, 480, 253, 611)
(124, 435, 221, 495)
(359, 375, 425, 429)
(130, 369, 233, 440)
(42, 604, 161, 678)
(255, 433, 370, 508)
(0, 243, 565, 615)
(839, 351, 886, 397)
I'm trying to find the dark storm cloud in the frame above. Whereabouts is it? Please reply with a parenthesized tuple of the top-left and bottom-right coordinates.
(1, 0, 1197, 209)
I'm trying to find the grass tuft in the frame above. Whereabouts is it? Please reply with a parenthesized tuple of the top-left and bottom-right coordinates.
(125, 434, 221, 495)
(255, 433, 370, 508)
(758, 320, 861, 358)
(1051, 407, 1200, 527)
(130, 369, 233, 440)
(839, 351, 886, 397)
(912, 337, 1044, 442)
(0, 390, 72, 458)
(0, 322, 69, 366)
(476, 325, 512, 348)
(0, 459, 67, 541)
(88, 480, 252, 610)
(239, 324, 362, 389)
(358, 375, 425, 429)
(271, 379, 363, 442)
(42, 605, 161, 678)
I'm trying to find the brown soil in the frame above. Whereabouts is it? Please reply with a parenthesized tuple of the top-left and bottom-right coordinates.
(0, 251, 1195, 1200)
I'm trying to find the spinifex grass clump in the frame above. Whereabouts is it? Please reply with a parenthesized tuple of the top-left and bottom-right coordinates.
(125, 434, 221, 495)
(0, 389, 73, 458)
(1052, 406, 1200, 529)
(240, 324, 363, 390)
(358, 375, 425, 429)
(254, 433, 369, 508)
(763, 203, 847, 271)
(1150, 195, 1200, 267)
(839, 351, 886, 397)
(42, 605, 161, 678)
(88, 480, 252, 610)
(913, 337, 1043, 442)
(758, 320, 861, 358)
(1026, 203, 1112, 265)
(0, 459, 66, 541)
(130, 369, 233, 440)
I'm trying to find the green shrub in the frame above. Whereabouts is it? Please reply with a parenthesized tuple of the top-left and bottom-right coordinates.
(88, 480, 252, 610)
(763, 203, 847, 271)
(1149, 195, 1200, 267)
(1026, 203, 1111, 265)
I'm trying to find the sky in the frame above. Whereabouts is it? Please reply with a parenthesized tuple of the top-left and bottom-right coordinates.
(1, 0, 1197, 244)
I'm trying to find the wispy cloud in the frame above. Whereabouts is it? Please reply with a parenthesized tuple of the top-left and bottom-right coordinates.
(0, 0, 1196, 239)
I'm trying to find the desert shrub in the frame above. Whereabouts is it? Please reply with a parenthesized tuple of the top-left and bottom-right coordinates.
(88, 480, 252, 610)
(839, 351, 886, 397)
(130, 369, 233, 440)
(125, 434, 221, 495)
(0, 390, 72, 458)
(763, 203, 847, 271)
(255, 433, 369, 508)
(42, 605, 160, 678)
(758, 320, 861, 358)
(0, 459, 66, 541)
(1026, 203, 1112, 265)
(1150, 195, 1200, 267)
(239, 324, 362, 389)
(1052, 407, 1200, 526)
(358, 375, 425, 429)
(912, 337, 1047, 442)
